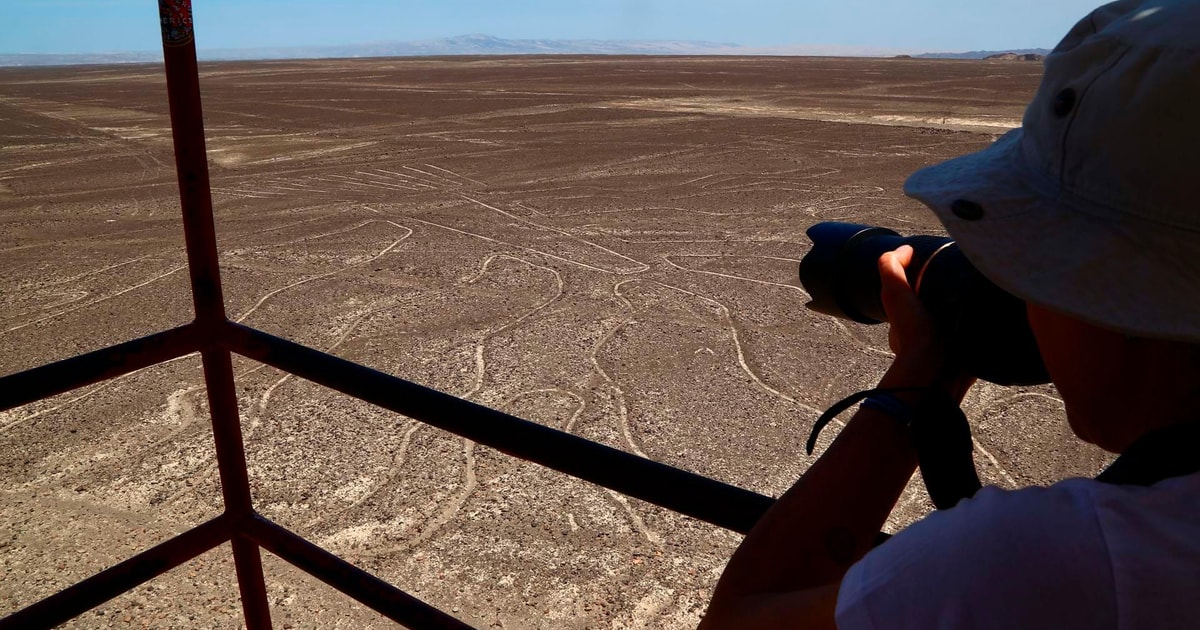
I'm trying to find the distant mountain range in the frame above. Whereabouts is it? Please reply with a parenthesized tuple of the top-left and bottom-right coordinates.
(0, 35, 1050, 67)
(916, 48, 1051, 59)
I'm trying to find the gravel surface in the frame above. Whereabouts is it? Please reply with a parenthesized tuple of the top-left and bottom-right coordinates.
(0, 56, 1112, 628)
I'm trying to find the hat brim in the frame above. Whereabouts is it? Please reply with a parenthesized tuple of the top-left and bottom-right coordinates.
(904, 129, 1200, 342)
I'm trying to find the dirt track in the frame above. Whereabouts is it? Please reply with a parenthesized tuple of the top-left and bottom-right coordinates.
(0, 56, 1112, 628)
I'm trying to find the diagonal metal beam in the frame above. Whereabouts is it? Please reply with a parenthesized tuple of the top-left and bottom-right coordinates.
(0, 515, 233, 630)
(223, 322, 776, 535)
(244, 516, 478, 629)
(0, 324, 199, 414)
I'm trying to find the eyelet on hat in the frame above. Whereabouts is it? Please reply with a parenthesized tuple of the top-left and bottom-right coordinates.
(950, 199, 985, 220)
(1053, 88, 1077, 117)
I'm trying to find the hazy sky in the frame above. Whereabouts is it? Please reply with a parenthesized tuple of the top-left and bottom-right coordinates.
(2, 0, 1106, 55)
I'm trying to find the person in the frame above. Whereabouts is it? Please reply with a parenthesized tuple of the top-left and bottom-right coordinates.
(699, 0, 1200, 628)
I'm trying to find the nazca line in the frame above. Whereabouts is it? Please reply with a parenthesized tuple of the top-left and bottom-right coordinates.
(14, 218, 409, 479)
(0, 264, 187, 337)
(457, 194, 650, 274)
(363, 204, 643, 275)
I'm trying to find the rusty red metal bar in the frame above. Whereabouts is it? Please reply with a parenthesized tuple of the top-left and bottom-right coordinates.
(0, 1, 794, 628)
(158, 0, 226, 330)
(156, 1, 273, 627)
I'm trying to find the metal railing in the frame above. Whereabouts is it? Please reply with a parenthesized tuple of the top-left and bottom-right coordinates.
(0, 2, 774, 628)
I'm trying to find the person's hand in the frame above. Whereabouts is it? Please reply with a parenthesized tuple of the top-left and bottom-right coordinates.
(879, 245, 937, 361)
(877, 245, 975, 401)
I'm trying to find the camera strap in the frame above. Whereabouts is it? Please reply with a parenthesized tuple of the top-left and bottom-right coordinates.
(807, 387, 982, 509)
(1095, 420, 1200, 486)
(808, 389, 1200, 512)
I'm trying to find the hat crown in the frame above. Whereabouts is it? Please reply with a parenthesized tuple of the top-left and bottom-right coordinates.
(1021, 0, 1200, 230)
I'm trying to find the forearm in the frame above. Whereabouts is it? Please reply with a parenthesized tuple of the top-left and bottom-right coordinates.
(701, 245, 975, 629)
(701, 406, 915, 629)
(716, 404, 916, 591)
(702, 359, 959, 628)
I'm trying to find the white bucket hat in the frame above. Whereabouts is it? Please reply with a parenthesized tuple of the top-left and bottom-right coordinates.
(904, 0, 1200, 342)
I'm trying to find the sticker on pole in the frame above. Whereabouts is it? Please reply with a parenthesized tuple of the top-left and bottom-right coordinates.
(159, 0, 194, 47)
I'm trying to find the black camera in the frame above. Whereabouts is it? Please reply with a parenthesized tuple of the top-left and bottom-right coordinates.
(799, 222, 1048, 386)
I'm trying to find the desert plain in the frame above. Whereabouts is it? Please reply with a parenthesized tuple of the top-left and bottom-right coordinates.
(0, 55, 1113, 629)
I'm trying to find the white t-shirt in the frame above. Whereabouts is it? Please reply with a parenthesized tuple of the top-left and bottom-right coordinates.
(836, 473, 1200, 629)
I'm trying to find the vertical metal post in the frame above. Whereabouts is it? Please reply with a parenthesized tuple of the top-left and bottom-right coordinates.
(156, 0, 225, 326)
(201, 348, 273, 629)
(157, 2, 272, 628)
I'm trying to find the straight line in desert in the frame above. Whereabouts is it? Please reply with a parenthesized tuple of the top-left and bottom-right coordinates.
(424, 163, 486, 186)
(322, 174, 418, 192)
(458, 194, 650, 274)
(377, 207, 631, 276)
(353, 170, 433, 189)
(402, 165, 463, 185)
(371, 169, 440, 188)
(251, 219, 377, 250)
(661, 255, 811, 300)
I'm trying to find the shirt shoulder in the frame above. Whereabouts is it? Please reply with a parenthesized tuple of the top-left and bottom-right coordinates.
(836, 480, 1118, 630)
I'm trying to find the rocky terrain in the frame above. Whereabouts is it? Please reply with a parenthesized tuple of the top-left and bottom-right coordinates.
(0, 55, 1110, 628)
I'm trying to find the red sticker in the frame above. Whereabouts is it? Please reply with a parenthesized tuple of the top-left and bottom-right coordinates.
(159, 0, 194, 47)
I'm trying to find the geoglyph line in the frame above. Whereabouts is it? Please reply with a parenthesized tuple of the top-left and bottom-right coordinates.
(377, 209, 629, 276)
(458, 194, 650, 274)
(662, 255, 812, 300)
(504, 388, 586, 434)
(0, 264, 187, 336)
(424, 163, 486, 186)
(402, 165, 456, 185)
(372, 169, 440, 188)
(661, 253, 892, 358)
(235, 220, 412, 324)
(52, 218, 414, 488)
(375, 252, 566, 551)
(615, 278, 820, 416)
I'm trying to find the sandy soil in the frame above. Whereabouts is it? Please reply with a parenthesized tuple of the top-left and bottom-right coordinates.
(0, 56, 1112, 629)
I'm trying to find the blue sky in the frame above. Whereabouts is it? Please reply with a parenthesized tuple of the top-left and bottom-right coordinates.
(2, 0, 1106, 55)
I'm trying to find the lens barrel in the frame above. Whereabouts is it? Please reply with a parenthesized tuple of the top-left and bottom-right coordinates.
(799, 222, 1048, 386)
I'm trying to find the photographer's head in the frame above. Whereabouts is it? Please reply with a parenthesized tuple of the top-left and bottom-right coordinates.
(904, 0, 1200, 452)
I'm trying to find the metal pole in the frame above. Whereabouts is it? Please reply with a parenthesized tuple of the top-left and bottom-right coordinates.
(201, 348, 273, 628)
(245, 516, 478, 630)
(0, 516, 233, 630)
(225, 323, 777, 534)
(157, 2, 272, 627)
(157, 0, 226, 328)
(0, 324, 198, 413)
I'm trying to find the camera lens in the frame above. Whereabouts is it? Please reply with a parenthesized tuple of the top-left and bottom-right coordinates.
(799, 222, 1048, 385)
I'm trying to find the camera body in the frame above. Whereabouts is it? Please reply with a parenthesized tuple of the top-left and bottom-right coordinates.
(799, 222, 1049, 386)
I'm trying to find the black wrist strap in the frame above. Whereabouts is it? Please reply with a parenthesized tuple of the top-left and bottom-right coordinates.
(804, 387, 924, 455)
(807, 386, 982, 510)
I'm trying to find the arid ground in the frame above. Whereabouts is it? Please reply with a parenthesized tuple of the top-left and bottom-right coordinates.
(0, 56, 1112, 629)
